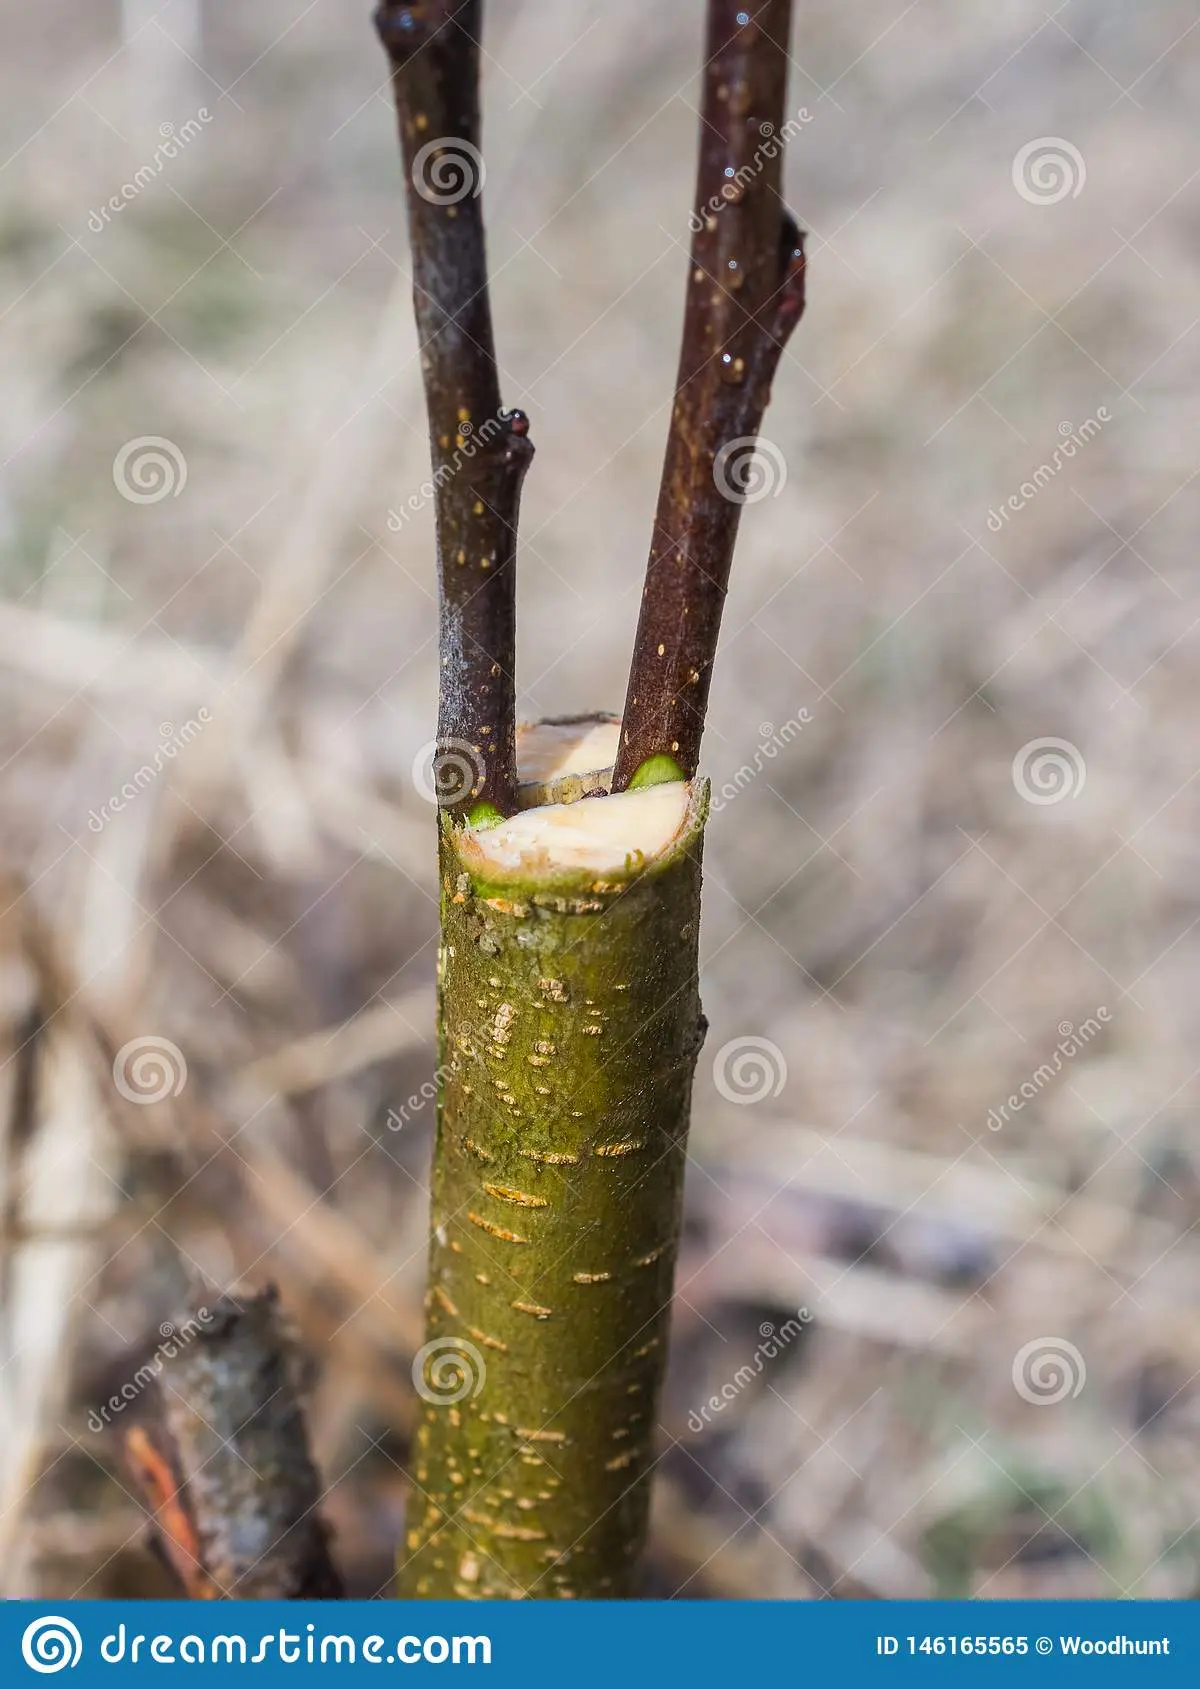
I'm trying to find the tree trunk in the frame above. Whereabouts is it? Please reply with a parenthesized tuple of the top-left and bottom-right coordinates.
(399, 744, 707, 1598)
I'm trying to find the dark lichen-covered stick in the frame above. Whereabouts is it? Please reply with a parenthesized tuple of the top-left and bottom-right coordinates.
(400, 722, 706, 1598)
(122, 1287, 343, 1599)
(376, 0, 533, 821)
(612, 0, 805, 791)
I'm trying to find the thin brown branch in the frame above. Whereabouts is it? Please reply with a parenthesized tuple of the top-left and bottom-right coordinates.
(121, 1287, 344, 1599)
(376, 0, 532, 819)
(611, 0, 805, 790)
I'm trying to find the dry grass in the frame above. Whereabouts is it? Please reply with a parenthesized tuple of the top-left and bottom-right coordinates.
(1, 0, 1198, 1597)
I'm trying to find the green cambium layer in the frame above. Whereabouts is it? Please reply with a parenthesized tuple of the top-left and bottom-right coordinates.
(399, 782, 708, 1599)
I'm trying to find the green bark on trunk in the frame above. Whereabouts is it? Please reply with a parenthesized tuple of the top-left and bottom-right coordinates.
(399, 777, 708, 1599)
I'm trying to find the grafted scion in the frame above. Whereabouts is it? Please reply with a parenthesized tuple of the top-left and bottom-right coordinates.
(377, 0, 532, 819)
(612, 0, 805, 790)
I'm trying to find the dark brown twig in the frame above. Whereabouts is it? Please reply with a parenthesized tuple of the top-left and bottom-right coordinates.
(121, 1287, 344, 1599)
(611, 0, 805, 790)
(376, 0, 532, 819)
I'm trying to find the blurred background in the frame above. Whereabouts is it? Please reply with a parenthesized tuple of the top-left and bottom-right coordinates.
(2, 0, 1198, 1598)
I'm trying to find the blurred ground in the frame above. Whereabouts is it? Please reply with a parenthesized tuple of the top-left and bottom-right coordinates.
(1, 0, 1198, 1598)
